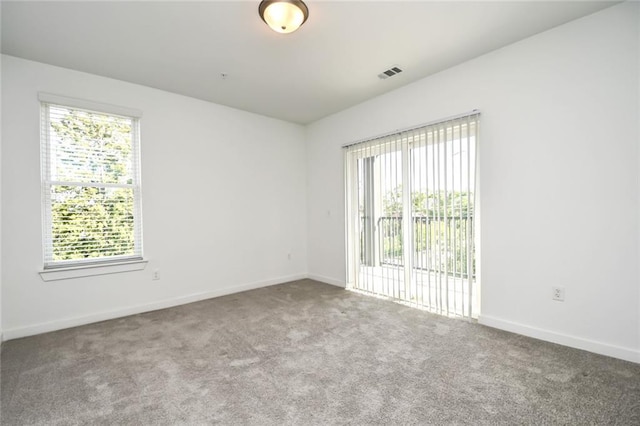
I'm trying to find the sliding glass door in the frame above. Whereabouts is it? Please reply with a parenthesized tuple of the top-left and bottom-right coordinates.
(345, 113, 479, 318)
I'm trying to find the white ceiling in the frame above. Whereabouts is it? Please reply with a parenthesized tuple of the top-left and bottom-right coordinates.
(1, 1, 619, 124)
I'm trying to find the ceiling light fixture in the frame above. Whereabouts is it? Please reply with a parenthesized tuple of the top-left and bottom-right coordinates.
(259, 0, 309, 34)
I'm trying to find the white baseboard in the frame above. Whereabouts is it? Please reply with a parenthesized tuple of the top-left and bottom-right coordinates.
(2, 274, 307, 341)
(306, 273, 346, 288)
(12, 275, 635, 366)
(478, 314, 640, 364)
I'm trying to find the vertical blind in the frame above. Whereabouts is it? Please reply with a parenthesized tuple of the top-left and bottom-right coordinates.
(344, 112, 479, 318)
(40, 94, 143, 268)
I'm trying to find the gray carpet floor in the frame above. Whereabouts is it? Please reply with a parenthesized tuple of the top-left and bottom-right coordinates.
(1, 279, 639, 425)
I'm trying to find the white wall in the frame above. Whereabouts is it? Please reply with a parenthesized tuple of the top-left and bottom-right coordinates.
(637, 4, 640, 361)
(1, 55, 307, 338)
(306, 2, 640, 362)
(0, 16, 3, 342)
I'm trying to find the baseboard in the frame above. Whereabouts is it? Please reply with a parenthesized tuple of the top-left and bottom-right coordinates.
(2, 274, 307, 341)
(306, 273, 346, 288)
(478, 314, 640, 364)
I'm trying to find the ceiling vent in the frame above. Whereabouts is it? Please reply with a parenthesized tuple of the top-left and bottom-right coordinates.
(378, 66, 403, 80)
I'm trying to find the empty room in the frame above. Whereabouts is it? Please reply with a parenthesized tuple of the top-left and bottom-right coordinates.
(1, 0, 639, 424)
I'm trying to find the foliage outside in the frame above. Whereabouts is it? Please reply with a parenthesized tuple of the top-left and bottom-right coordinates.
(49, 108, 135, 262)
(382, 185, 473, 218)
(371, 186, 475, 278)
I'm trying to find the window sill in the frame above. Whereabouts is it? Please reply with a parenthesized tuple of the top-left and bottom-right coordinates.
(39, 259, 148, 282)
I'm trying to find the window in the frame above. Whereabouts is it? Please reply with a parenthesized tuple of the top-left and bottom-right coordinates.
(344, 112, 479, 318)
(40, 94, 143, 270)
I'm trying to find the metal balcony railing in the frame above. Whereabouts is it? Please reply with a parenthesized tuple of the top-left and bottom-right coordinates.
(361, 216, 475, 279)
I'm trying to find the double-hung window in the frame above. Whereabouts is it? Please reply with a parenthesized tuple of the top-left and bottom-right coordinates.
(40, 94, 143, 270)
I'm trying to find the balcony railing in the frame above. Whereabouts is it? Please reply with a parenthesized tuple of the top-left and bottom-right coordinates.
(361, 216, 475, 279)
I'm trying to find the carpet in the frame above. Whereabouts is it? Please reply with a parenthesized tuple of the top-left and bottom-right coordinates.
(2, 279, 639, 424)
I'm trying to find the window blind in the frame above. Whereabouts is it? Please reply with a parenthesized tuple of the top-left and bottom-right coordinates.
(344, 112, 479, 318)
(40, 96, 143, 268)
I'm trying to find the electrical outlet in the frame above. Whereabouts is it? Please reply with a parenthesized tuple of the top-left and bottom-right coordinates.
(152, 270, 160, 280)
(552, 286, 565, 301)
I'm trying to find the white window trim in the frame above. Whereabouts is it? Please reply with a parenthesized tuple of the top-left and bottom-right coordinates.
(39, 93, 144, 273)
(38, 93, 143, 118)
(39, 259, 148, 282)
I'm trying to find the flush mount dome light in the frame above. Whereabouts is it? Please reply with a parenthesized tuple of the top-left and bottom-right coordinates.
(259, 0, 309, 34)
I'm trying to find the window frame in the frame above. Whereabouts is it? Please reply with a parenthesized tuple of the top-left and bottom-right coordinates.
(39, 93, 145, 275)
